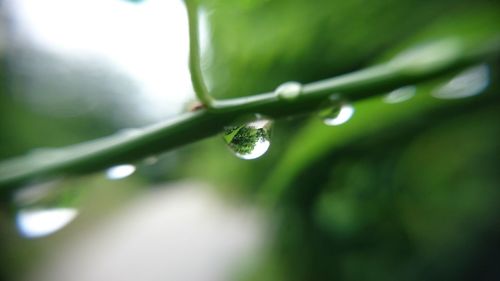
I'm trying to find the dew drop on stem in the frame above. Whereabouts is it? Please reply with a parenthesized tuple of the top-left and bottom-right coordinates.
(16, 207, 79, 239)
(13, 180, 79, 239)
(320, 97, 355, 126)
(105, 164, 136, 180)
(275, 81, 302, 101)
(432, 64, 490, 99)
(223, 118, 272, 160)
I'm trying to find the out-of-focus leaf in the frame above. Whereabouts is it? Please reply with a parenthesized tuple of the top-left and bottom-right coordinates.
(202, 0, 498, 99)
(236, 4, 500, 280)
(259, 5, 500, 203)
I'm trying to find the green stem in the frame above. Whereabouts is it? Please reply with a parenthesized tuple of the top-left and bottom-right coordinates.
(186, 0, 214, 107)
(0, 38, 498, 189)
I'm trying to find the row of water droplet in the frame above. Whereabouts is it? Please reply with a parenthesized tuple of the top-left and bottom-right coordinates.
(225, 64, 490, 159)
(6, 64, 490, 239)
(10, 162, 149, 239)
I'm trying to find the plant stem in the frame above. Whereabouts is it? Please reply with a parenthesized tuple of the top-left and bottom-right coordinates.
(0, 37, 498, 190)
(186, 0, 214, 107)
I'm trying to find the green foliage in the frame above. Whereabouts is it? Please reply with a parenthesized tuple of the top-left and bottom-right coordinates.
(189, 1, 500, 280)
(224, 125, 267, 155)
(201, 0, 499, 98)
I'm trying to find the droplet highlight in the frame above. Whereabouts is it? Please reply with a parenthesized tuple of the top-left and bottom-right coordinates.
(432, 64, 489, 99)
(223, 119, 272, 160)
(12, 179, 82, 239)
(16, 208, 79, 239)
(320, 102, 355, 126)
(275, 81, 302, 101)
(106, 164, 136, 180)
(383, 85, 416, 104)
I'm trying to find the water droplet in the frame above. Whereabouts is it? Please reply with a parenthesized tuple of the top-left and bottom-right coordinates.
(223, 119, 272, 160)
(320, 101, 355, 126)
(105, 164, 136, 180)
(432, 64, 490, 99)
(12, 179, 82, 239)
(16, 208, 78, 239)
(275, 81, 302, 101)
(383, 85, 416, 104)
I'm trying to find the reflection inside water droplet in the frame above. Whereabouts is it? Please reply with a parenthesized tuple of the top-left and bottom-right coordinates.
(106, 164, 136, 180)
(275, 81, 302, 101)
(16, 208, 78, 239)
(320, 101, 355, 126)
(223, 119, 272, 160)
(432, 64, 490, 99)
(383, 85, 416, 104)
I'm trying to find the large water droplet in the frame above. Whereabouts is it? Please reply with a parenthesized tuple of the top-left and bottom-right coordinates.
(16, 208, 78, 239)
(432, 64, 490, 99)
(12, 180, 81, 239)
(223, 119, 272, 160)
(320, 101, 355, 126)
(275, 81, 302, 101)
(105, 164, 136, 180)
(383, 85, 416, 104)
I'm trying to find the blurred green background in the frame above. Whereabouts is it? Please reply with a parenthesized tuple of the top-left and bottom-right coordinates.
(0, 0, 499, 280)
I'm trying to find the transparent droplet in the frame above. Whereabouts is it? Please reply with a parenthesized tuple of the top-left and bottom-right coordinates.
(223, 119, 272, 160)
(383, 85, 416, 104)
(320, 101, 355, 126)
(105, 164, 136, 180)
(432, 64, 490, 99)
(12, 179, 82, 239)
(275, 81, 302, 101)
(16, 207, 78, 239)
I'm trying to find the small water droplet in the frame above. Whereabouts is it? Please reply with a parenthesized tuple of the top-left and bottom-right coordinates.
(12, 179, 81, 239)
(275, 81, 302, 101)
(383, 85, 416, 104)
(223, 119, 272, 160)
(320, 101, 355, 126)
(432, 64, 490, 99)
(105, 164, 136, 180)
(16, 207, 78, 239)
